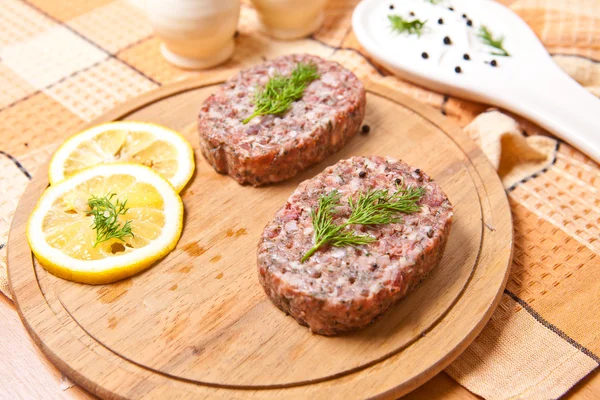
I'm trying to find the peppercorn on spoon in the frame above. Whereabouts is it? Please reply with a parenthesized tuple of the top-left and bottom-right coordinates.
(353, 0, 600, 163)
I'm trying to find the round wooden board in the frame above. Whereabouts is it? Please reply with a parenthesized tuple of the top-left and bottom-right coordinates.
(8, 72, 512, 399)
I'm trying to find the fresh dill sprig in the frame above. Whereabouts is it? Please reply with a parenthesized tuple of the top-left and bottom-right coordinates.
(301, 185, 425, 262)
(347, 186, 426, 225)
(242, 62, 320, 124)
(88, 193, 133, 247)
(300, 191, 374, 263)
(478, 25, 510, 57)
(388, 15, 427, 37)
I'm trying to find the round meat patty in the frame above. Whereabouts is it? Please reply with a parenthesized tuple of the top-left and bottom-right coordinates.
(257, 156, 454, 335)
(198, 54, 366, 186)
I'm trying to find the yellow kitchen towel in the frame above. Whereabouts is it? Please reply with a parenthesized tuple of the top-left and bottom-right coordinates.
(0, 0, 598, 399)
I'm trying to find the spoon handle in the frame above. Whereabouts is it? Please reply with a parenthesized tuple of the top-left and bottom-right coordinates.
(507, 62, 600, 163)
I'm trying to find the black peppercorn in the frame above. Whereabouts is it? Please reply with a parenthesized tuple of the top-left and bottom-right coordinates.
(443, 36, 451, 45)
(438, 18, 443, 24)
(491, 59, 498, 67)
(421, 52, 429, 59)
(361, 124, 370, 134)
(455, 66, 462, 73)
(466, 19, 473, 26)
(389, 4, 394, 9)
(448, 6, 454, 11)
(409, 11, 415, 16)
(359, 171, 367, 178)
(463, 53, 470, 60)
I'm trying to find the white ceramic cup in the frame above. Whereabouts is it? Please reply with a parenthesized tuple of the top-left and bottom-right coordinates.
(147, 0, 241, 69)
(251, 0, 328, 40)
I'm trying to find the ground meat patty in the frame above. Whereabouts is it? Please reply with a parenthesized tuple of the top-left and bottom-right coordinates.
(198, 54, 366, 186)
(257, 156, 453, 335)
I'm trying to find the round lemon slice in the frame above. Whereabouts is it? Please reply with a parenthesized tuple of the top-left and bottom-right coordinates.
(48, 121, 195, 192)
(27, 163, 183, 284)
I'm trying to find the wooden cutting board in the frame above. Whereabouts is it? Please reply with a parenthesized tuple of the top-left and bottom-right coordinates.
(7, 72, 512, 399)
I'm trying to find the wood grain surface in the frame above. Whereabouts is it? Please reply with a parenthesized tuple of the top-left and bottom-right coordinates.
(3, 291, 599, 400)
(7, 75, 513, 399)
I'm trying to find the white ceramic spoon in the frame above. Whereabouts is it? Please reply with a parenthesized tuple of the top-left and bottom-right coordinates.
(353, 0, 600, 163)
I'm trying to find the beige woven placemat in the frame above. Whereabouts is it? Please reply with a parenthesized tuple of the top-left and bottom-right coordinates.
(0, 0, 598, 398)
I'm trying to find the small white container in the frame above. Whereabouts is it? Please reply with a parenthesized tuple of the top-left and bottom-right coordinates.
(251, 0, 328, 40)
(147, 0, 240, 69)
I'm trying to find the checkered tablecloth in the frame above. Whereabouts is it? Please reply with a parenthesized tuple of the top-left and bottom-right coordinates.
(1, 0, 599, 399)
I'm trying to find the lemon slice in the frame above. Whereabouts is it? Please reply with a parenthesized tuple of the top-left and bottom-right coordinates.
(48, 121, 195, 192)
(27, 163, 183, 284)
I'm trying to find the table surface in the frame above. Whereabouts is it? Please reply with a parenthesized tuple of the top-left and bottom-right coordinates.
(1, 294, 598, 399)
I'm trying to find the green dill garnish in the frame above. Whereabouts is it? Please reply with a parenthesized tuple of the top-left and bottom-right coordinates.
(88, 193, 133, 247)
(478, 25, 510, 57)
(301, 185, 425, 262)
(300, 190, 375, 263)
(347, 186, 425, 225)
(242, 62, 320, 124)
(388, 15, 427, 37)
